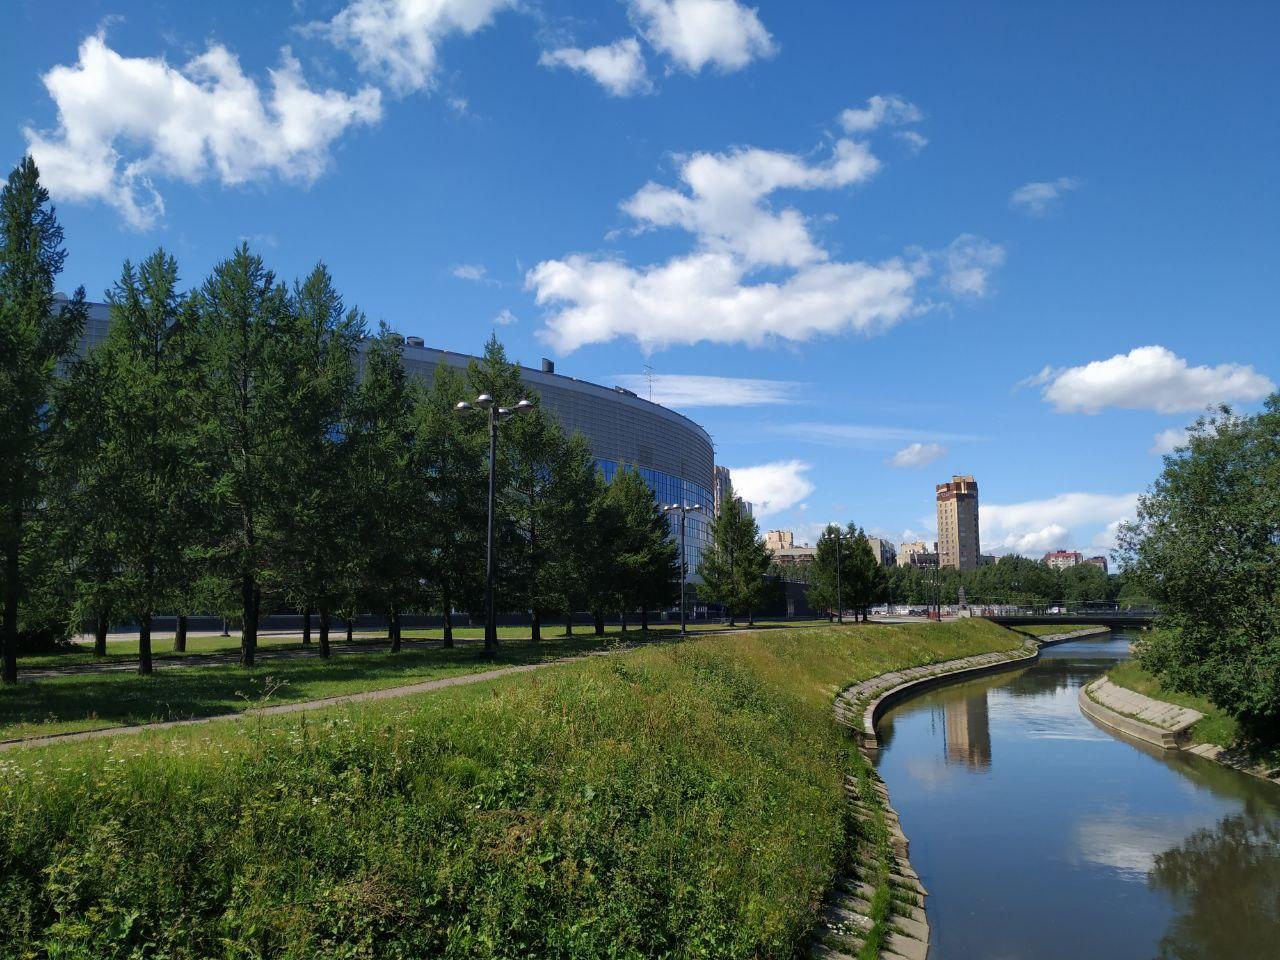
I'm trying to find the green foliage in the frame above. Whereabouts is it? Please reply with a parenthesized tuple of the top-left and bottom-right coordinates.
(0, 158, 86, 680)
(697, 487, 770, 623)
(1120, 399, 1280, 734)
(0, 620, 1021, 959)
(805, 523, 859, 619)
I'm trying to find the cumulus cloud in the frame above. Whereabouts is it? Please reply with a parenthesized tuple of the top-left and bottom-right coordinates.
(1035, 346, 1275, 414)
(1010, 176, 1079, 216)
(727, 460, 814, 517)
(452, 263, 488, 281)
(983, 491, 1139, 555)
(492, 307, 518, 325)
(1150, 426, 1191, 455)
(317, 0, 514, 94)
(787, 423, 980, 447)
(941, 234, 1006, 298)
(840, 94, 923, 133)
(528, 107, 998, 353)
(630, 0, 775, 73)
(612, 373, 804, 407)
(540, 37, 651, 96)
(24, 34, 381, 229)
(896, 130, 929, 154)
(889, 442, 946, 468)
(621, 138, 881, 268)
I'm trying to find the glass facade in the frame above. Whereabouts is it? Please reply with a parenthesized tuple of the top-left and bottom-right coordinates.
(597, 459, 714, 581)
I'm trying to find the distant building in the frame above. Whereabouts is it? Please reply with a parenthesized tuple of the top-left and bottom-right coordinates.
(764, 530, 817, 566)
(936, 475, 981, 570)
(1044, 550, 1084, 570)
(712, 466, 752, 518)
(865, 537, 898, 567)
(978, 554, 997, 567)
(1085, 555, 1109, 573)
(898, 541, 939, 568)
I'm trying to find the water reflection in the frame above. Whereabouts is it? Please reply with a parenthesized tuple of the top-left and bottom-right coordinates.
(873, 633, 1280, 960)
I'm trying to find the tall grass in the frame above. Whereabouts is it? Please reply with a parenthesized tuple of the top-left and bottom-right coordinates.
(0, 620, 1019, 959)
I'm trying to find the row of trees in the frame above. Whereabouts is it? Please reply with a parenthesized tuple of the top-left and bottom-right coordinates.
(1, 158, 687, 680)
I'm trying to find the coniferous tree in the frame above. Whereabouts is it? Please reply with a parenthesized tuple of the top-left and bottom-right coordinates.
(606, 468, 680, 632)
(542, 434, 605, 637)
(349, 326, 418, 652)
(0, 157, 86, 682)
(844, 529, 886, 622)
(86, 252, 194, 673)
(190, 245, 292, 667)
(414, 362, 485, 647)
(276, 265, 364, 658)
(698, 488, 769, 626)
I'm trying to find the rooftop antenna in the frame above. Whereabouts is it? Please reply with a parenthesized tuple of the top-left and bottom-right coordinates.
(643, 362, 655, 401)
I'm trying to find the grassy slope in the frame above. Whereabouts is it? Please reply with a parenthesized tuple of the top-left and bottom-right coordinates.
(0, 620, 1020, 960)
(1106, 659, 1239, 747)
(1016, 624, 1094, 637)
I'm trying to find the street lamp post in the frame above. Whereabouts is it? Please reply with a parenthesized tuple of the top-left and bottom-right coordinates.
(834, 527, 844, 624)
(455, 393, 533, 657)
(663, 503, 705, 635)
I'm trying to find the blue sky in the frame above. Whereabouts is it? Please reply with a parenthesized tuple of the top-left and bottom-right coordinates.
(5, 0, 1278, 555)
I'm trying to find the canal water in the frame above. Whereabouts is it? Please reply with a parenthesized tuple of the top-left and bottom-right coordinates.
(873, 633, 1280, 959)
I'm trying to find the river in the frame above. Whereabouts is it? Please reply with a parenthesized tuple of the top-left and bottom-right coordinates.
(873, 632, 1280, 959)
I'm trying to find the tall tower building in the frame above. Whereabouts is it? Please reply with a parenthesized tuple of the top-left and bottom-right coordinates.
(936, 475, 981, 570)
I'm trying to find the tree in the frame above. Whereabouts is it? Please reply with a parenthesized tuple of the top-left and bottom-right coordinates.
(844, 529, 886, 622)
(1118, 399, 1280, 734)
(698, 490, 769, 626)
(413, 362, 485, 647)
(276, 265, 364, 658)
(86, 252, 194, 673)
(348, 326, 419, 653)
(190, 245, 293, 667)
(806, 523, 859, 622)
(0, 157, 86, 683)
(606, 468, 680, 632)
(541, 434, 606, 636)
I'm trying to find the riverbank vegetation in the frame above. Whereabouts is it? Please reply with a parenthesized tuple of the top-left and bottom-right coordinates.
(0, 620, 1020, 958)
(1118, 398, 1280, 739)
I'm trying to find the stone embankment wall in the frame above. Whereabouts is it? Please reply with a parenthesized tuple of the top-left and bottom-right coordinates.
(812, 626, 1109, 960)
(1078, 677, 1201, 749)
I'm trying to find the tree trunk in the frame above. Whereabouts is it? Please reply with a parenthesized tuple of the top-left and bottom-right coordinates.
(565, 610, 574, 637)
(318, 607, 331, 659)
(240, 572, 257, 667)
(346, 618, 353, 644)
(748, 609, 755, 627)
(302, 606, 312, 646)
(641, 607, 649, 633)
(2, 530, 19, 685)
(531, 609, 541, 642)
(174, 614, 188, 653)
(138, 614, 153, 675)
(594, 610, 605, 636)
(442, 606, 454, 648)
(389, 608, 402, 654)
(94, 611, 108, 657)
(620, 610, 627, 633)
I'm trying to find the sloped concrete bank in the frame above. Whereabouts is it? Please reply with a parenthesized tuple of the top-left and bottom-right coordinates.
(1082, 677, 1280, 787)
(810, 626, 1109, 960)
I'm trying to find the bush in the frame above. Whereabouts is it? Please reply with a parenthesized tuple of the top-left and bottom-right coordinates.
(0, 620, 1018, 958)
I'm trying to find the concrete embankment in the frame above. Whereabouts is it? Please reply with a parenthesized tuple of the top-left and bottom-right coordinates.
(812, 625, 1109, 960)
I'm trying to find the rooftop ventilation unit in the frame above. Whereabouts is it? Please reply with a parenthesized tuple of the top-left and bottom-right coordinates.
(405, 336, 425, 348)
(541, 358, 555, 374)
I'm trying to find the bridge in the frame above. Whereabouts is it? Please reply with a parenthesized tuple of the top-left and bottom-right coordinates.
(985, 610, 1158, 630)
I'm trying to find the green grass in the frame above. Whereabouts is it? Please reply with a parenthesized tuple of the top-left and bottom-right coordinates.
(0, 619, 1020, 959)
(1106, 660, 1240, 747)
(0, 634, 618, 742)
(19, 618, 832, 668)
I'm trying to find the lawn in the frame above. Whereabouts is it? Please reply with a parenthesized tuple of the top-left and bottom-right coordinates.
(0, 619, 1022, 960)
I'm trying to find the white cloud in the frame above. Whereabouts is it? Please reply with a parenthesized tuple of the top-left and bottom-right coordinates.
(889, 442, 946, 468)
(839, 94, 923, 133)
(941, 234, 1005, 298)
(621, 138, 881, 268)
(540, 37, 651, 96)
(983, 491, 1139, 555)
(452, 263, 488, 281)
(25, 34, 381, 230)
(1150, 426, 1192, 455)
(787, 423, 980, 448)
(727, 460, 814, 517)
(612, 373, 804, 407)
(630, 0, 775, 73)
(492, 307, 518, 325)
(896, 129, 929, 154)
(1010, 176, 1079, 216)
(318, 0, 513, 94)
(1037, 346, 1275, 414)
(530, 251, 918, 353)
